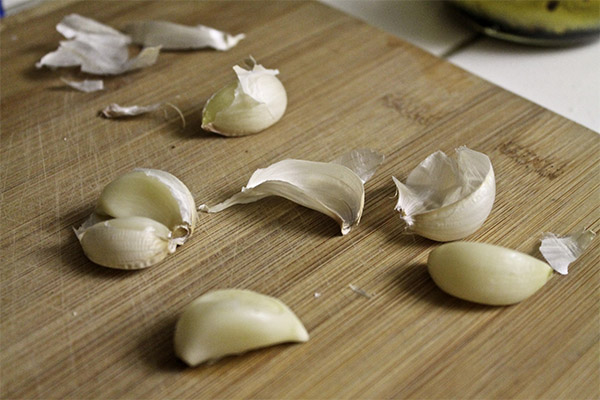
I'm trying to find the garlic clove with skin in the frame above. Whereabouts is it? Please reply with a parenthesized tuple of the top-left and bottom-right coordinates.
(201, 58, 287, 136)
(94, 168, 197, 243)
(75, 168, 196, 269)
(174, 289, 309, 366)
(76, 216, 176, 270)
(393, 147, 495, 242)
(199, 149, 384, 235)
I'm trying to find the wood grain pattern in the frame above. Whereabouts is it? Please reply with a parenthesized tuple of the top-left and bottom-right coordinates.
(1, 1, 598, 398)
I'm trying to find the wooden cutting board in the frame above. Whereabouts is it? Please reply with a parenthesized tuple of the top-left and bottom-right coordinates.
(1, 1, 598, 398)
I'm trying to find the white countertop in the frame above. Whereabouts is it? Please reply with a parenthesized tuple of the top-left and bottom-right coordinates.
(3, 0, 598, 132)
(322, 0, 600, 133)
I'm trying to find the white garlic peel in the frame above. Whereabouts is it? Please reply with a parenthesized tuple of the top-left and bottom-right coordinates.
(36, 14, 160, 75)
(75, 169, 197, 269)
(124, 21, 245, 51)
(198, 149, 384, 235)
(539, 228, 596, 275)
(61, 78, 104, 93)
(174, 289, 309, 366)
(393, 147, 495, 242)
(428, 242, 553, 306)
(201, 58, 287, 136)
(100, 103, 162, 118)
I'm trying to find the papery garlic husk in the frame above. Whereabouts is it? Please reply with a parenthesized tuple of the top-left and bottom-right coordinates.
(75, 216, 176, 270)
(199, 149, 384, 235)
(99, 103, 186, 127)
(57, 14, 131, 43)
(94, 168, 197, 243)
(99, 103, 162, 118)
(124, 20, 245, 51)
(174, 289, 309, 366)
(428, 242, 553, 306)
(539, 227, 596, 275)
(201, 58, 287, 136)
(36, 14, 160, 75)
(61, 78, 104, 92)
(393, 146, 495, 242)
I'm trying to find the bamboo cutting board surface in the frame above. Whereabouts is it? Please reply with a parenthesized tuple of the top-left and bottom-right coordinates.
(1, 1, 598, 398)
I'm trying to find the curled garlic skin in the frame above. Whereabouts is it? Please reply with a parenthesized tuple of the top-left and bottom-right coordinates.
(199, 149, 384, 235)
(36, 14, 160, 75)
(539, 228, 596, 275)
(428, 242, 554, 306)
(393, 147, 495, 242)
(201, 58, 287, 136)
(124, 20, 245, 51)
(174, 289, 309, 366)
(75, 168, 197, 269)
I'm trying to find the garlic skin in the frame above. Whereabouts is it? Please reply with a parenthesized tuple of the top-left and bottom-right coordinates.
(199, 149, 384, 235)
(174, 289, 309, 366)
(75, 168, 196, 269)
(61, 78, 104, 93)
(76, 216, 176, 270)
(393, 147, 495, 242)
(201, 59, 287, 136)
(539, 228, 596, 275)
(36, 14, 160, 75)
(428, 242, 553, 306)
(124, 21, 245, 51)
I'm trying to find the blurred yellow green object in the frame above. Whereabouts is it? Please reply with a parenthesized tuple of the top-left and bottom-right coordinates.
(450, 0, 600, 45)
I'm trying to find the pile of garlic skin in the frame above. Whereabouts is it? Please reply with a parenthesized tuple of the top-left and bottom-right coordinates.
(36, 14, 161, 76)
(75, 169, 197, 269)
(37, 14, 245, 89)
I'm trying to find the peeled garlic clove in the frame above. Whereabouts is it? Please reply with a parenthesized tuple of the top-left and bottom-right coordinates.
(539, 228, 596, 275)
(393, 147, 495, 242)
(174, 289, 309, 366)
(201, 58, 287, 136)
(199, 149, 383, 235)
(428, 242, 553, 306)
(76, 216, 176, 270)
(95, 168, 197, 243)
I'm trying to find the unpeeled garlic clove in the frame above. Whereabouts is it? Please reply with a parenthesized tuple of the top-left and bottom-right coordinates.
(201, 57, 287, 136)
(174, 289, 309, 366)
(75, 168, 196, 269)
(94, 168, 197, 243)
(198, 149, 384, 235)
(76, 216, 176, 270)
(428, 242, 553, 306)
(393, 146, 495, 242)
